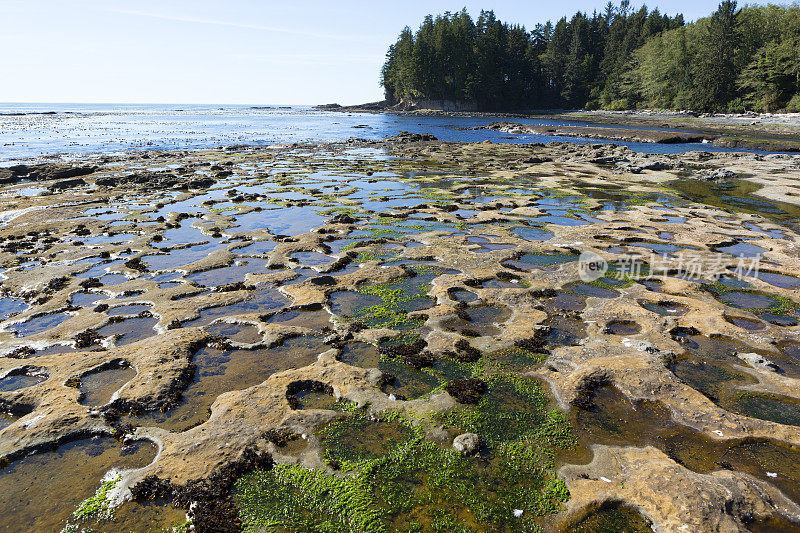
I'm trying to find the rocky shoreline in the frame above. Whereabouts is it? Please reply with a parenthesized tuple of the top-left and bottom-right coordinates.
(1, 137, 800, 531)
(320, 102, 800, 152)
(478, 121, 708, 144)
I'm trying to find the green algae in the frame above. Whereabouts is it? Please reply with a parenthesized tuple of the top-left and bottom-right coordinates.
(348, 267, 438, 330)
(440, 375, 573, 451)
(587, 276, 633, 290)
(320, 412, 415, 465)
(236, 398, 572, 532)
(483, 347, 549, 373)
(701, 280, 800, 316)
(354, 246, 398, 264)
(379, 358, 441, 399)
(565, 503, 653, 533)
(71, 474, 121, 523)
(234, 357, 574, 532)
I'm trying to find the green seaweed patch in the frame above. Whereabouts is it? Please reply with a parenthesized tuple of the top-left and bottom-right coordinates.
(625, 193, 659, 207)
(379, 358, 442, 399)
(567, 502, 654, 533)
(320, 411, 416, 466)
(484, 348, 548, 373)
(331, 398, 363, 414)
(207, 206, 240, 213)
(373, 216, 407, 226)
(441, 375, 574, 452)
(757, 294, 797, 316)
(236, 406, 571, 532)
(356, 306, 425, 331)
(434, 357, 476, 381)
(236, 459, 384, 532)
(419, 190, 456, 201)
(379, 333, 422, 349)
(74, 474, 121, 521)
(604, 261, 652, 281)
(703, 281, 800, 316)
(351, 269, 436, 330)
(588, 276, 633, 290)
(355, 246, 398, 264)
(318, 206, 361, 216)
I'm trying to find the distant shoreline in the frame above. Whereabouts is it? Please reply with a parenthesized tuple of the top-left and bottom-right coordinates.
(317, 103, 800, 152)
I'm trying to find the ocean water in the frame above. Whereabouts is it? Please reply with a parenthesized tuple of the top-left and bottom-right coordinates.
(0, 103, 764, 162)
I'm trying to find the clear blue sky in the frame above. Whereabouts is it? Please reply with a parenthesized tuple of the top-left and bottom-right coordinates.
(1, 0, 795, 105)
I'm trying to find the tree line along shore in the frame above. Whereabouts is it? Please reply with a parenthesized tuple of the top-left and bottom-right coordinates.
(376, 1, 800, 114)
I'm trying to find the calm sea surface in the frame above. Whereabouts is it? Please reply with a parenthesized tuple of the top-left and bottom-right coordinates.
(0, 103, 765, 162)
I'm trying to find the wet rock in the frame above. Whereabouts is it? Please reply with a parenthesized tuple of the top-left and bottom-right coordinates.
(380, 338, 427, 359)
(572, 370, 612, 410)
(514, 329, 549, 353)
(264, 427, 300, 447)
(522, 156, 553, 164)
(25, 164, 97, 183)
(323, 333, 340, 345)
(5, 346, 35, 359)
(124, 257, 148, 272)
(8, 164, 30, 176)
(130, 445, 273, 533)
(445, 378, 487, 404)
(453, 339, 482, 363)
(285, 379, 334, 409)
(95, 171, 215, 191)
(402, 350, 435, 370)
(329, 213, 358, 224)
(74, 328, 103, 349)
(309, 275, 336, 286)
(214, 282, 252, 293)
(453, 432, 481, 455)
(388, 131, 437, 143)
(557, 445, 800, 533)
(670, 325, 701, 339)
(700, 168, 736, 180)
(738, 352, 781, 373)
(484, 121, 704, 144)
(48, 178, 87, 191)
(641, 160, 674, 170)
(79, 278, 104, 289)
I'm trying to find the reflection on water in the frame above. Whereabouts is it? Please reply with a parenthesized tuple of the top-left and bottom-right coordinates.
(123, 335, 327, 432)
(671, 179, 800, 232)
(0, 437, 156, 533)
(565, 386, 800, 505)
(0, 104, 760, 162)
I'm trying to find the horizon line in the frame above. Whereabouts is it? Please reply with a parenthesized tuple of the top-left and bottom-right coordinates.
(0, 101, 353, 107)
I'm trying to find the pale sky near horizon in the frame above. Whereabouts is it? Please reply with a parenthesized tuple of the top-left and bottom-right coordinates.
(1, 0, 796, 105)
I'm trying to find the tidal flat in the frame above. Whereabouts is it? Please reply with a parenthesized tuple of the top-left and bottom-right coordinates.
(1, 136, 800, 532)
